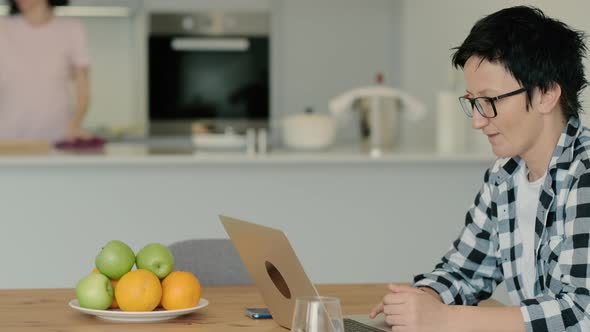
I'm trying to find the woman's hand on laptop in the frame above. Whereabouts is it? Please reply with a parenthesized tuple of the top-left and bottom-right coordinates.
(369, 284, 450, 332)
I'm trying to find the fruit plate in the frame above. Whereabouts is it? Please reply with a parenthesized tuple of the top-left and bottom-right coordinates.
(68, 298, 209, 322)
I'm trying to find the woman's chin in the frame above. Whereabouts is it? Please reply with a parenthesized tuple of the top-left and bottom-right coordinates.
(491, 146, 515, 159)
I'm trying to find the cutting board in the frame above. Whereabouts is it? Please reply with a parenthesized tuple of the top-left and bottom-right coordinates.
(0, 140, 52, 155)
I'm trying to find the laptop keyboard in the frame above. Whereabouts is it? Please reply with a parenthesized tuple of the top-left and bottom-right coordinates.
(343, 318, 386, 332)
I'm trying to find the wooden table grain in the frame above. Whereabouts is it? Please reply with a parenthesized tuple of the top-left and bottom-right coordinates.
(0, 284, 500, 331)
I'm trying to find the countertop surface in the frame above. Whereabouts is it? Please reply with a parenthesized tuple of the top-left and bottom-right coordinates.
(0, 139, 496, 166)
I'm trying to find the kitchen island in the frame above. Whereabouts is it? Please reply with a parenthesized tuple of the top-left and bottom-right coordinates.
(0, 143, 496, 296)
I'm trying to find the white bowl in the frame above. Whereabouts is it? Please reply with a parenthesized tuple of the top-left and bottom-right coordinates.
(282, 113, 336, 150)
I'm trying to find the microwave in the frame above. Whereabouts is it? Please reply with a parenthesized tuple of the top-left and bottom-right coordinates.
(148, 12, 270, 136)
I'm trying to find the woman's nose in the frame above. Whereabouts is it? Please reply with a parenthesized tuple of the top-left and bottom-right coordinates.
(471, 109, 489, 130)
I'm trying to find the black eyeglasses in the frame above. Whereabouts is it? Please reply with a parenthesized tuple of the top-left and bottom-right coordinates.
(458, 87, 527, 118)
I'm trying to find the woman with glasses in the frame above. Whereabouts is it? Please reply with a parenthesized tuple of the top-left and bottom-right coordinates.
(0, 0, 90, 141)
(371, 6, 590, 332)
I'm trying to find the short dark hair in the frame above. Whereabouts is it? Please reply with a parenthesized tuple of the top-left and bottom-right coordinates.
(452, 6, 588, 118)
(8, 0, 69, 15)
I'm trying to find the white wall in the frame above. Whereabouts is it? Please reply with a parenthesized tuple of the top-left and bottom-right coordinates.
(81, 18, 139, 131)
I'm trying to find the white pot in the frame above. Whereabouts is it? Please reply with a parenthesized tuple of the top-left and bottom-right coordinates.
(282, 110, 336, 150)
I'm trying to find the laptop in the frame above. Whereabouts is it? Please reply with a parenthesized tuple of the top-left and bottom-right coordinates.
(219, 215, 389, 331)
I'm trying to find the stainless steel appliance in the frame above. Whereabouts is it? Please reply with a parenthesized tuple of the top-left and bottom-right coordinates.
(149, 12, 270, 136)
(329, 85, 425, 156)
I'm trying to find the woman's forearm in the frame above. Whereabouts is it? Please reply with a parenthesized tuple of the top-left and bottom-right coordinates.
(71, 67, 90, 129)
(419, 286, 525, 331)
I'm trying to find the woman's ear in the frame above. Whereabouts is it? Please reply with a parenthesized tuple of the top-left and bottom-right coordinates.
(538, 83, 561, 114)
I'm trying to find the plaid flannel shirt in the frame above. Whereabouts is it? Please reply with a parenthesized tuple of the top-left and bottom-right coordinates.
(414, 116, 590, 331)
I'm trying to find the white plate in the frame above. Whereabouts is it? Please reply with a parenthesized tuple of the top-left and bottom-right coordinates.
(68, 298, 209, 322)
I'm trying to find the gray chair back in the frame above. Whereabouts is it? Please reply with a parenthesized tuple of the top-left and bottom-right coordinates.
(168, 238, 253, 286)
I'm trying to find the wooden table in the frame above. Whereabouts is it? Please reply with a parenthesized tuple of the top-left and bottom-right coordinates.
(0, 284, 500, 331)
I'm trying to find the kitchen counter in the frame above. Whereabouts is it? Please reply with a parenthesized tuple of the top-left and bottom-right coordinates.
(0, 140, 496, 295)
(0, 142, 495, 166)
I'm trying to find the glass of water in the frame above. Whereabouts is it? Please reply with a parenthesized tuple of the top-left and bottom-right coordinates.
(291, 296, 344, 332)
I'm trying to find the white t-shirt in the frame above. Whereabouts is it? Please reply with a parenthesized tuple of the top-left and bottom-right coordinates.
(515, 166, 546, 300)
(0, 16, 90, 141)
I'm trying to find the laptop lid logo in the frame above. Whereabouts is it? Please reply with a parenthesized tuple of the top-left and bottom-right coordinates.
(265, 260, 292, 299)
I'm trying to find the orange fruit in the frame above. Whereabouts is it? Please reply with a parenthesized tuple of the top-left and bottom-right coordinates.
(160, 271, 202, 310)
(91, 268, 119, 309)
(115, 269, 162, 312)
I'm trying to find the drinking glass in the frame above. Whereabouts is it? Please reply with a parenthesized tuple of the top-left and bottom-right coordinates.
(291, 296, 344, 332)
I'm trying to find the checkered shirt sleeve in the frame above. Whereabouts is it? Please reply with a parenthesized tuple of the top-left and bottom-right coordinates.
(413, 169, 504, 305)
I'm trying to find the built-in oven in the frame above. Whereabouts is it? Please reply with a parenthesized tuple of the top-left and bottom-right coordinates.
(148, 12, 270, 136)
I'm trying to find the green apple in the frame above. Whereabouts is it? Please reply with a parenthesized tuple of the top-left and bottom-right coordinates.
(95, 240, 135, 280)
(135, 243, 175, 279)
(76, 273, 114, 310)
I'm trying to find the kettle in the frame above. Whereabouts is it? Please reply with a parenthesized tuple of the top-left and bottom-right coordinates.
(329, 85, 425, 156)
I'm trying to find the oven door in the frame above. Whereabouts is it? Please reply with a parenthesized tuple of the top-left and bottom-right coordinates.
(149, 35, 269, 135)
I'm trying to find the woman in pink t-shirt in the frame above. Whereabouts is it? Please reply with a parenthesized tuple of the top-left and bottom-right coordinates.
(0, 0, 91, 141)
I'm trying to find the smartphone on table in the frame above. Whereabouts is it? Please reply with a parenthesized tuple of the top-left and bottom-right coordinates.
(245, 308, 272, 319)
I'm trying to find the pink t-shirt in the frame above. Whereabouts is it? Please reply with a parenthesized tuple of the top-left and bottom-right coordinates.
(0, 16, 90, 141)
